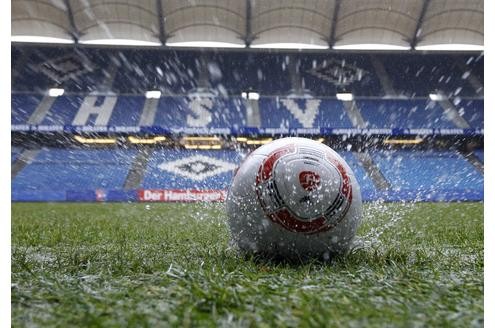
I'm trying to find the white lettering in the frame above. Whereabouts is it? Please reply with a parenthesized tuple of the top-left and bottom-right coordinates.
(280, 99, 321, 128)
(144, 190, 163, 201)
(187, 99, 213, 127)
(72, 96, 117, 125)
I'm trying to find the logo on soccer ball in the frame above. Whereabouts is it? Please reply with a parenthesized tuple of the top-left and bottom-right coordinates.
(254, 144, 352, 234)
(299, 171, 321, 191)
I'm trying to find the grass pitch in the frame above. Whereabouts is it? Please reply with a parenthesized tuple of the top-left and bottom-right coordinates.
(12, 202, 483, 327)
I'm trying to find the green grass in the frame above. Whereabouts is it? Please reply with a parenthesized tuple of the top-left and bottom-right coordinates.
(12, 202, 483, 327)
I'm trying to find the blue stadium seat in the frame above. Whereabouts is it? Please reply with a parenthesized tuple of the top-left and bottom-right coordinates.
(12, 148, 136, 201)
(12, 47, 109, 93)
(259, 98, 353, 129)
(11, 147, 22, 163)
(244, 53, 292, 95)
(371, 150, 483, 200)
(141, 149, 242, 190)
(108, 96, 146, 126)
(474, 150, 483, 163)
(12, 46, 483, 98)
(206, 52, 292, 95)
(357, 99, 457, 129)
(11, 94, 43, 124)
(456, 99, 483, 128)
(463, 54, 484, 88)
(112, 49, 200, 94)
(382, 54, 477, 97)
(339, 152, 378, 200)
(12, 51, 55, 93)
(41, 96, 84, 125)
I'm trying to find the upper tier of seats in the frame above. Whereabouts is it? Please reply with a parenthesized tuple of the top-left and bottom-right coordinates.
(382, 54, 481, 97)
(12, 46, 483, 98)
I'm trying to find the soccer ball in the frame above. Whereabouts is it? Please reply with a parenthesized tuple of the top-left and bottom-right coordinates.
(227, 137, 362, 259)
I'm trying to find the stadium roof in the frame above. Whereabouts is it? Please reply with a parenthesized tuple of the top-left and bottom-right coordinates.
(11, 0, 484, 51)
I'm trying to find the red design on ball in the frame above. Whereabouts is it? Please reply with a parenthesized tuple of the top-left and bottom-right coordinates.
(299, 171, 321, 191)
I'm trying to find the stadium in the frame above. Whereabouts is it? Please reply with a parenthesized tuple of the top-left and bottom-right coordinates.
(11, 0, 484, 326)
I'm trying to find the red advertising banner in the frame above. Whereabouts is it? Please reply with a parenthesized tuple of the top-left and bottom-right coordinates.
(138, 189, 227, 202)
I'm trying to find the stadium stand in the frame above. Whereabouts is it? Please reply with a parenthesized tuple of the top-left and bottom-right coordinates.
(108, 97, 146, 126)
(456, 99, 484, 128)
(11, 45, 484, 202)
(382, 54, 477, 97)
(208, 52, 292, 95)
(298, 54, 384, 97)
(11, 147, 22, 163)
(154, 97, 247, 129)
(463, 54, 484, 89)
(11, 46, 483, 133)
(142, 149, 242, 190)
(12, 94, 247, 129)
(12, 148, 136, 201)
(13, 48, 110, 93)
(112, 50, 199, 94)
(474, 150, 484, 163)
(11, 146, 483, 202)
(259, 98, 353, 129)
(11, 147, 388, 201)
(11, 47, 483, 98)
(12, 93, 483, 131)
(356, 99, 457, 129)
(339, 152, 378, 200)
(11, 94, 42, 124)
(371, 150, 483, 201)
(39, 95, 147, 127)
(40, 96, 85, 125)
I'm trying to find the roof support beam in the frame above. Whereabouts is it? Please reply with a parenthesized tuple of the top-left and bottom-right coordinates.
(328, 0, 341, 48)
(244, 0, 253, 47)
(64, 0, 79, 43)
(411, 0, 431, 49)
(156, 0, 167, 46)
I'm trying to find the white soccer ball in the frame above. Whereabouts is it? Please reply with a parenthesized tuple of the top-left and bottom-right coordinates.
(227, 137, 362, 259)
